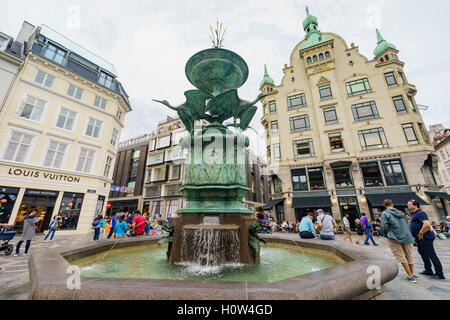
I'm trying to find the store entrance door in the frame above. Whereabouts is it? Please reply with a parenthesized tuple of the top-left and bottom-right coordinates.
(339, 196, 360, 230)
(14, 189, 59, 233)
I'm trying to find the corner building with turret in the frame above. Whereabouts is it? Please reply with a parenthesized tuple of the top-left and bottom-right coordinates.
(260, 8, 450, 227)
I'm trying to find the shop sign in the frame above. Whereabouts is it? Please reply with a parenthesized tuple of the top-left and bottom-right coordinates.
(24, 189, 59, 197)
(87, 189, 97, 193)
(8, 168, 81, 183)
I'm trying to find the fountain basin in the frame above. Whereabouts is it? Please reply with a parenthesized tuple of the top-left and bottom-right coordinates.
(28, 234, 399, 300)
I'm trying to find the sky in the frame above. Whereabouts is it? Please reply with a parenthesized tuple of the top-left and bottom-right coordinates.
(1, 0, 450, 157)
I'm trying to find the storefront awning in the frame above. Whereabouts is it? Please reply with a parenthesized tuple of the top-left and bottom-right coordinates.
(263, 198, 285, 210)
(292, 196, 331, 208)
(425, 191, 450, 201)
(366, 193, 428, 207)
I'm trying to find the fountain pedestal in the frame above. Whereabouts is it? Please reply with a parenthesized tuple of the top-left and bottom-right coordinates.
(169, 215, 259, 265)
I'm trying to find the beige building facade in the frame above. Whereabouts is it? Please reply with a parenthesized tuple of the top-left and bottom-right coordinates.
(260, 8, 449, 226)
(431, 124, 450, 194)
(0, 23, 131, 234)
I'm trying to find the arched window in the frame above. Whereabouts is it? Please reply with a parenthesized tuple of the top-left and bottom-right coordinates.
(307, 27, 310, 33)
(380, 58, 384, 63)
(307, 57, 312, 64)
(313, 55, 318, 62)
(325, 51, 330, 59)
(385, 54, 389, 61)
(319, 53, 324, 60)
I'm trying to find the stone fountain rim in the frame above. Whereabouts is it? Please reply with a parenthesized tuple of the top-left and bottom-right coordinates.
(182, 224, 240, 230)
(28, 235, 399, 300)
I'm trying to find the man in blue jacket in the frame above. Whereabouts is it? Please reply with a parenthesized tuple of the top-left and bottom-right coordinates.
(299, 212, 318, 239)
(408, 200, 445, 280)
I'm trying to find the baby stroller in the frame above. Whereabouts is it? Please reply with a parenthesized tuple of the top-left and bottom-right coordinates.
(0, 227, 16, 255)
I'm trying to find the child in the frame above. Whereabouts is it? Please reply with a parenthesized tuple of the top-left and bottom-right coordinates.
(355, 219, 365, 244)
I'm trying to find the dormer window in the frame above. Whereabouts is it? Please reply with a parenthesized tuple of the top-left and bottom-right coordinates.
(325, 51, 330, 59)
(98, 71, 114, 89)
(43, 43, 67, 65)
(313, 55, 318, 62)
(319, 53, 324, 60)
(307, 57, 312, 64)
(384, 54, 389, 61)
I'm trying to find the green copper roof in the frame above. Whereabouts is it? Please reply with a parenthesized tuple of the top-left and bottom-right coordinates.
(373, 29, 396, 57)
(301, 7, 329, 50)
(260, 64, 274, 87)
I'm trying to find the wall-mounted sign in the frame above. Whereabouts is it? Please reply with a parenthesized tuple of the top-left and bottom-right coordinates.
(110, 185, 134, 193)
(24, 189, 59, 197)
(8, 168, 81, 183)
(87, 189, 97, 193)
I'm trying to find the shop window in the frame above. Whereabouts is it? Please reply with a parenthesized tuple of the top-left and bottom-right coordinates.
(58, 192, 84, 230)
(308, 167, 325, 190)
(359, 162, 384, 187)
(95, 195, 105, 216)
(333, 166, 353, 188)
(0, 187, 19, 224)
(329, 132, 344, 153)
(381, 159, 407, 186)
(291, 168, 308, 191)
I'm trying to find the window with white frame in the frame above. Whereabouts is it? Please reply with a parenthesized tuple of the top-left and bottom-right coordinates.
(76, 148, 96, 173)
(18, 95, 46, 122)
(98, 71, 114, 89)
(152, 166, 167, 182)
(94, 96, 107, 109)
(85, 118, 103, 138)
(116, 108, 122, 120)
(148, 152, 164, 165)
(167, 148, 185, 161)
(110, 128, 119, 146)
(67, 84, 83, 100)
(171, 165, 181, 180)
(34, 71, 55, 88)
(103, 155, 113, 178)
(150, 138, 156, 151)
(3, 131, 34, 162)
(56, 107, 77, 131)
(157, 135, 171, 148)
(43, 141, 67, 168)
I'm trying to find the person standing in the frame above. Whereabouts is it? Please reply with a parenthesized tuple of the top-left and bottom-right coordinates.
(299, 213, 318, 239)
(131, 210, 147, 236)
(316, 209, 337, 240)
(342, 213, 354, 244)
(107, 213, 118, 239)
(113, 214, 128, 238)
(15, 209, 42, 256)
(354, 219, 365, 244)
(408, 200, 445, 280)
(42, 215, 61, 242)
(92, 214, 105, 241)
(381, 199, 417, 283)
(360, 213, 377, 246)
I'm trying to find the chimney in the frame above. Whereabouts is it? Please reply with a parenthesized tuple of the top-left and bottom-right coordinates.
(16, 21, 35, 44)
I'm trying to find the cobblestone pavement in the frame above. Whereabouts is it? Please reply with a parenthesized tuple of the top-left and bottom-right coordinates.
(0, 230, 449, 300)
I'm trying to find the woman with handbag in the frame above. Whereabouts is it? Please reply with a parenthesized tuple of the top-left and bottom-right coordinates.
(15, 208, 42, 256)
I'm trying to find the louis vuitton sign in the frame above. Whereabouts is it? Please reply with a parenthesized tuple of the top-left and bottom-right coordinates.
(7, 168, 81, 183)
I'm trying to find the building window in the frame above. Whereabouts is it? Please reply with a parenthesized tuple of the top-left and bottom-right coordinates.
(56, 107, 77, 131)
(345, 78, 371, 96)
(151, 200, 162, 218)
(94, 96, 107, 109)
(287, 94, 307, 109)
(422, 162, 436, 185)
(323, 107, 338, 124)
(384, 72, 397, 88)
(43, 43, 67, 65)
(166, 184, 182, 197)
(150, 138, 156, 151)
(148, 152, 164, 165)
(308, 167, 325, 190)
(165, 199, 180, 217)
(318, 84, 333, 100)
(110, 128, 119, 146)
(358, 128, 388, 151)
(402, 123, 419, 145)
(407, 96, 416, 112)
(263, 104, 267, 115)
(172, 131, 185, 145)
(127, 150, 140, 191)
(351, 101, 379, 121)
(271, 121, 278, 135)
(171, 165, 181, 180)
(273, 144, 281, 161)
(43, 141, 67, 168)
(98, 71, 114, 89)
(381, 160, 407, 186)
(266, 145, 271, 162)
(418, 123, 430, 144)
(306, 57, 312, 64)
(360, 162, 384, 187)
(18, 95, 46, 122)
(290, 115, 310, 132)
(3, 131, 34, 162)
(34, 71, 55, 88)
(67, 84, 83, 100)
(392, 96, 407, 114)
(157, 135, 171, 149)
(104, 155, 113, 177)
(313, 55, 318, 62)
(269, 101, 276, 114)
(329, 132, 344, 152)
(291, 168, 307, 191)
(58, 192, 84, 230)
(333, 166, 353, 188)
(398, 72, 406, 85)
(152, 166, 167, 182)
(76, 148, 95, 173)
(85, 118, 103, 138)
(167, 148, 186, 161)
(325, 51, 330, 58)
(293, 139, 314, 158)
(116, 108, 123, 120)
(146, 187, 161, 198)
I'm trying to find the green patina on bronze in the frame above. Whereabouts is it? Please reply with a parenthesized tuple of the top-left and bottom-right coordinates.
(154, 46, 267, 215)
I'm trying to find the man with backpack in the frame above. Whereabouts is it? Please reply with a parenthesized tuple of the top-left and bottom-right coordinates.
(360, 212, 377, 246)
(316, 209, 338, 240)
